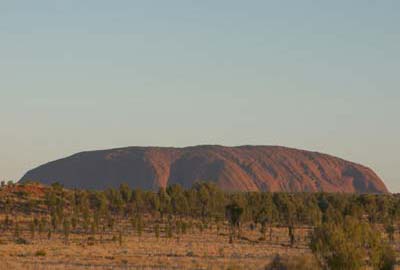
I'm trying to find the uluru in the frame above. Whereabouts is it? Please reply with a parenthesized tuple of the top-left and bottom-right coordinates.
(19, 145, 388, 193)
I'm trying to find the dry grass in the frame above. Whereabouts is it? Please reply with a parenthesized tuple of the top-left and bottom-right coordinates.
(0, 224, 312, 270)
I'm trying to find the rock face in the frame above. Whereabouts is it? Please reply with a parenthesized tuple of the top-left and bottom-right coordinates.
(20, 145, 388, 193)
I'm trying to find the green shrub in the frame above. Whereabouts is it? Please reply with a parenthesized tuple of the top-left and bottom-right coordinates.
(310, 216, 396, 270)
(35, 250, 46, 256)
(14, 237, 29, 245)
(265, 254, 321, 270)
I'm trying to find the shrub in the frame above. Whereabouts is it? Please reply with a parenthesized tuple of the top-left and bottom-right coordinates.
(186, 250, 195, 257)
(87, 236, 96, 246)
(310, 216, 396, 270)
(35, 250, 46, 256)
(265, 254, 321, 270)
(14, 237, 29, 245)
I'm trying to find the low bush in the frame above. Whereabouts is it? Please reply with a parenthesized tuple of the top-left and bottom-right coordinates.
(14, 237, 29, 245)
(265, 254, 321, 270)
(310, 216, 396, 270)
(35, 250, 46, 257)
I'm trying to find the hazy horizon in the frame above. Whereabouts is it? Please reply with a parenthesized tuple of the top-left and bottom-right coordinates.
(1, 1, 399, 192)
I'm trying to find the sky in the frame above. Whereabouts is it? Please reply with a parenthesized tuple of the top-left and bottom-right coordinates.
(1, 1, 399, 192)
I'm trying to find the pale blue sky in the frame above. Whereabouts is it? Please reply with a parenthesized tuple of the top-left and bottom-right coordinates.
(1, 1, 399, 191)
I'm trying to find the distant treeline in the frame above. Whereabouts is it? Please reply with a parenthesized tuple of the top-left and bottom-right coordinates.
(4, 181, 398, 227)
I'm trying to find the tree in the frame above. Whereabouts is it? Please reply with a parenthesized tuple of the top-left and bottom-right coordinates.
(166, 222, 173, 239)
(273, 193, 295, 225)
(193, 182, 223, 221)
(14, 221, 20, 239)
(255, 207, 269, 240)
(107, 214, 115, 230)
(167, 184, 188, 216)
(136, 215, 143, 237)
(63, 218, 71, 243)
(154, 223, 160, 239)
(38, 217, 46, 235)
(131, 189, 145, 214)
(29, 219, 36, 240)
(288, 225, 295, 247)
(180, 221, 187, 235)
(51, 182, 64, 191)
(106, 188, 124, 216)
(45, 190, 57, 211)
(119, 183, 131, 203)
(3, 215, 10, 230)
(157, 188, 171, 219)
(385, 222, 395, 242)
(71, 214, 78, 230)
(147, 192, 160, 216)
(225, 202, 243, 243)
(118, 230, 123, 246)
(256, 193, 276, 241)
(301, 194, 322, 226)
(93, 192, 108, 217)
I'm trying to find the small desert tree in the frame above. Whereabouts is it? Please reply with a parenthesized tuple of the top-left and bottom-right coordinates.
(225, 202, 243, 243)
(165, 222, 173, 239)
(136, 215, 143, 237)
(63, 218, 70, 243)
(154, 223, 160, 239)
(29, 219, 36, 240)
(14, 221, 20, 239)
(288, 225, 295, 247)
(256, 207, 269, 240)
(384, 222, 395, 242)
(3, 215, 10, 230)
(118, 230, 123, 246)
